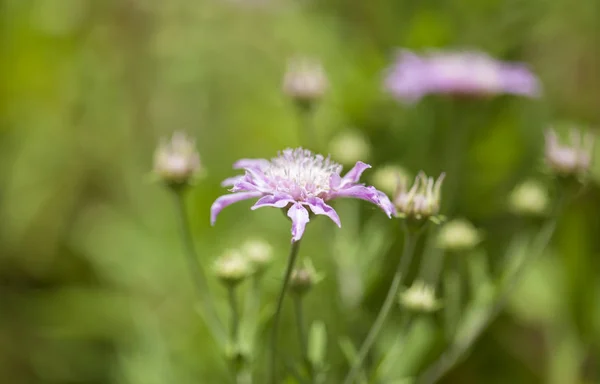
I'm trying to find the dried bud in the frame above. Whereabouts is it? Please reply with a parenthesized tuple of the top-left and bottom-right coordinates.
(283, 57, 328, 109)
(289, 260, 321, 296)
(393, 172, 445, 224)
(213, 250, 252, 286)
(328, 130, 371, 166)
(508, 180, 549, 216)
(436, 218, 482, 253)
(545, 128, 594, 177)
(370, 164, 411, 196)
(241, 239, 273, 274)
(399, 280, 441, 313)
(153, 132, 202, 187)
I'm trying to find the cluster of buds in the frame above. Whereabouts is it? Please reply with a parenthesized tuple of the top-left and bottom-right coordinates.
(393, 171, 445, 226)
(436, 218, 482, 253)
(289, 259, 322, 296)
(282, 57, 328, 111)
(399, 280, 441, 313)
(153, 131, 202, 188)
(508, 180, 549, 217)
(544, 128, 594, 179)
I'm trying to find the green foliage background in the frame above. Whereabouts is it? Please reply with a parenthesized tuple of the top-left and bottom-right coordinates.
(1, 0, 599, 383)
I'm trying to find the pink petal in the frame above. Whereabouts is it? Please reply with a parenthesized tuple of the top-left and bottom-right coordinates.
(210, 191, 263, 225)
(287, 203, 310, 242)
(233, 158, 270, 170)
(221, 175, 244, 187)
(341, 161, 371, 187)
(306, 197, 341, 227)
(251, 194, 294, 210)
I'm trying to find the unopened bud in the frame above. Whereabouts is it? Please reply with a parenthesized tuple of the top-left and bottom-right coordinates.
(241, 239, 273, 274)
(508, 180, 549, 216)
(436, 218, 481, 253)
(329, 130, 371, 166)
(289, 260, 321, 296)
(370, 164, 411, 196)
(399, 280, 440, 313)
(153, 131, 202, 187)
(283, 57, 328, 110)
(213, 250, 252, 286)
(545, 127, 594, 177)
(394, 171, 445, 224)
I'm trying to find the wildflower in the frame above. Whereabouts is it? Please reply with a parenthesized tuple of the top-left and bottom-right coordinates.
(214, 250, 252, 286)
(241, 239, 273, 273)
(283, 57, 328, 109)
(508, 180, 549, 216)
(328, 130, 371, 166)
(544, 127, 594, 177)
(436, 218, 481, 253)
(289, 260, 321, 296)
(371, 164, 411, 196)
(211, 148, 395, 242)
(153, 131, 202, 187)
(393, 172, 445, 224)
(384, 49, 540, 103)
(399, 280, 441, 313)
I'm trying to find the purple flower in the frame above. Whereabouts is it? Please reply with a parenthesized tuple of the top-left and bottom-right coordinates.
(211, 148, 395, 242)
(384, 49, 541, 103)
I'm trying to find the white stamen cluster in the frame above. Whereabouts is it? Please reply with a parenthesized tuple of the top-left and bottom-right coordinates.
(265, 148, 342, 198)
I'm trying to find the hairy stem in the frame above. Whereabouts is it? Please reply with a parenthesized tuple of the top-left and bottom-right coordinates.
(269, 240, 303, 384)
(343, 228, 418, 384)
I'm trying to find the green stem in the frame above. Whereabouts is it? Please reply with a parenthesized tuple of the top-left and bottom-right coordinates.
(269, 240, 303, 384)
(293, 294, 314, 382)
(343, 228, 418, 384)
(297, 104, 317, 150)
(418, 218, 557, 384)
(228, 286, 240, 344)
(173, 190, 225, 344)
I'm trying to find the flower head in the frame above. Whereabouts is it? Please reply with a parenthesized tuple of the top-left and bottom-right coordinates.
(211, 148, 395, 242)
(508, 180, 549, 216)
(241, 239, 273, 273)
(545, 127, 594, 177)
(283, 57, 328, 108)
(399, 280, 441, 313)
(393, 172, 445, 222)
(384, 49, 540, 103)
(153, 132, 202, 186)
(213, 249, 252, 286)
(436, 218, 482, 252)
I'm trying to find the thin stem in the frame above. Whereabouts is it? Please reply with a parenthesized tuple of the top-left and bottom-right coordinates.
(343, 228, 419, 384)
(293, 294, 314, 382)
(228, 286, 240, 344)
(269, 240, 303, 384)
(173, 190, 225, 344)
(297, 105, 317, 150)
(418, 218, 557, 384)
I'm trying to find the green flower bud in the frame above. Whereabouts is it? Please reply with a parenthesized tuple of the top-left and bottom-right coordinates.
(436, 218, 482, 253)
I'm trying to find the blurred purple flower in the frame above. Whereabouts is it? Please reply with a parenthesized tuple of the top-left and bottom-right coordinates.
(211, 148, 395, 242)
(384, 49, 541, 103)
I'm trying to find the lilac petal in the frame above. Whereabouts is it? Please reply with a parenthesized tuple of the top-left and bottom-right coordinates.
(287, 203, 310, 242)
(376, 190, 397, 217)
(306, 197, 341, 228)
(221, 175, 244, 187)
(233, 158, 270, 170)
(341, 161, 371, 187)
(251, 194, 294, 210)
(329, 173, 342, 189)
(210, 191, 263, 225)
(332, 185, 393, 218)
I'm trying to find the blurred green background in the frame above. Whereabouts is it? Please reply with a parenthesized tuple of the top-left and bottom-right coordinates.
(1, 0, 600, 383)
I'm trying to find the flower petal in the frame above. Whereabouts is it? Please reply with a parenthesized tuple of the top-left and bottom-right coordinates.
(287, 203, 310, 242)
(221, 175, 244, 187)
(331, 185, 394, 218)
(306, 197, 341, 227)
(341, 161, 371, 187)
(251, 194, 294, 210)
(210, 191, 263, 225)
(233, 158, 270, 170)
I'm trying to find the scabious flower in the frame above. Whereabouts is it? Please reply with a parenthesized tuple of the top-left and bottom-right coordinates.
(393, 171, 445, 223)
(544, 127, 594, 177)
(210, 148, 395, 242)
(153, 131, 202, 186)
(399, 280, 441, 313)
(384, 49, 540, 103)
(283, 57, 328, 108)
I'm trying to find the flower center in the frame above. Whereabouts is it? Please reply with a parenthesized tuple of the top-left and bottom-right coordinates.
(265, 148, 342, 198)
